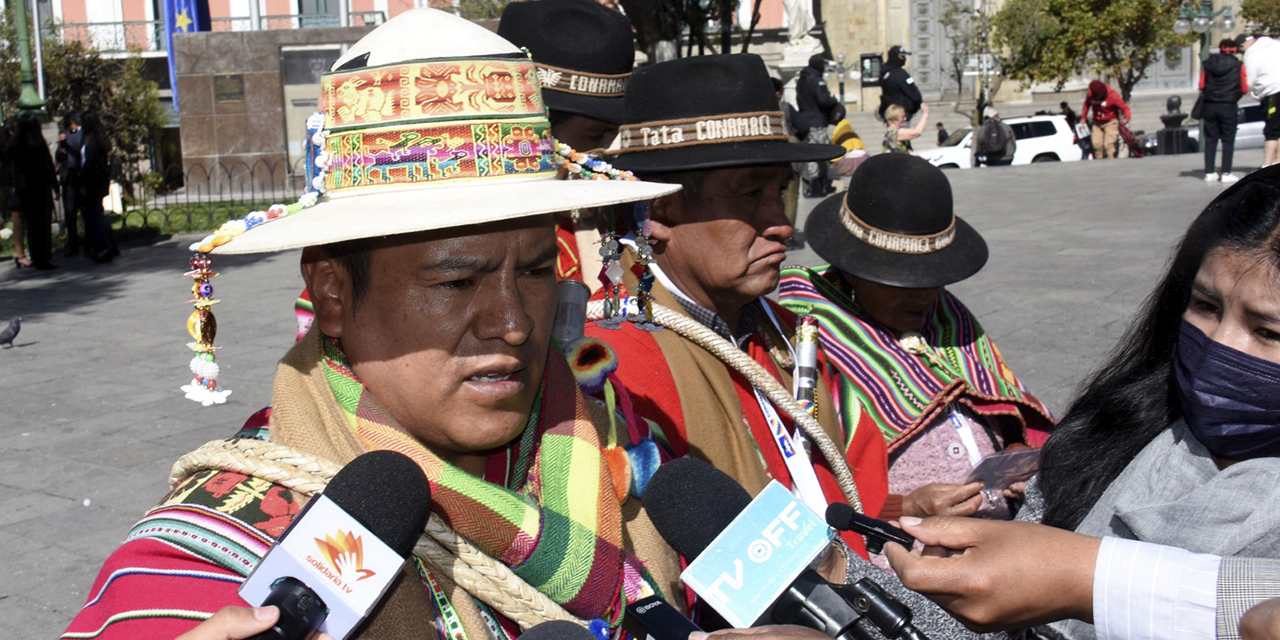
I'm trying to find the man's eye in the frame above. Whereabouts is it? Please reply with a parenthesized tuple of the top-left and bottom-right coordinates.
(1190, 298, 1220, 317)
(1258, 327, 1280, 343)
(438, 278, 474, 290)
(523, 266, 555, 278)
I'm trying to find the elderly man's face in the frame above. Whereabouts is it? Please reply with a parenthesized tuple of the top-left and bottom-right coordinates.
(303, 215, 558, 473)
(651, 164, 794, 317)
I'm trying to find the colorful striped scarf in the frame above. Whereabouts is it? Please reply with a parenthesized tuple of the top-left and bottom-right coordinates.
(779, 266, 1054, 451)
(320, 337, 636, 624)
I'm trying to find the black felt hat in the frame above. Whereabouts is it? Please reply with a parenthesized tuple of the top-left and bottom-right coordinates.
(805, 153, 988, 288)
(498, 0, 634, 124)
(610, 54, 844, 173)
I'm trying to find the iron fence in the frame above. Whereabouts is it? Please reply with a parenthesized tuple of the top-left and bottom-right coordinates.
(117, 158, 308, 230)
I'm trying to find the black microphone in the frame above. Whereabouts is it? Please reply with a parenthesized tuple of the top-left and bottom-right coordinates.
(825, 502, 915, 555)
(645, 458, 929, 640)
(521, 620, 599, 640)
(242, 450, 432, 640)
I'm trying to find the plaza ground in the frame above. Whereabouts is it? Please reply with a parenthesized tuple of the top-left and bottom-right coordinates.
(1, 147, 1259, 639)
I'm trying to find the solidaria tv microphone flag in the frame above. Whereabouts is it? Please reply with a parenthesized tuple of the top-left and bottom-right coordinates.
(163, 0, 210, 113)
(239, 450, 432, 640)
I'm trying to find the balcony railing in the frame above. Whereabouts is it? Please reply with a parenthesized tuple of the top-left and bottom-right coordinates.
(56, 12, 385, 55)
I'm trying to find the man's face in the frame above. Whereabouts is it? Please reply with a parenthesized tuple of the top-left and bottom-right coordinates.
(304, 215, 558, 470)
(553, 114, 620, 153)
(651, 165, 794, 316)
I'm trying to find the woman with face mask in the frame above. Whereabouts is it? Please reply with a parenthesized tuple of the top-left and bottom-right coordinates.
(862, 163, 1280, 640)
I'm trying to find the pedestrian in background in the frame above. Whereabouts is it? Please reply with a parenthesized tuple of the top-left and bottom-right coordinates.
(1239, 33, 1280, 167)
(796, 53, 846, 197)
(55, 111, 83, 255)
(1081, 80, 1130, 159)
(1060, 100, 1091, 159)
(936, 122, 949, 145)
(7, 114, 59, 270)
(79, 111, 117, 263)
(882, 102, 929, 155)
(0, 118, 29, 268)
(972, 105, 1016, 167)
(878, 45, 923, 126)
(1199, 38, 1247, 183)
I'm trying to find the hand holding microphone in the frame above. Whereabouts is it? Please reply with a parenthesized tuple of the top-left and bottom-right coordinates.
(884, 516, 1099, 632)
(175, 607, 336, 640)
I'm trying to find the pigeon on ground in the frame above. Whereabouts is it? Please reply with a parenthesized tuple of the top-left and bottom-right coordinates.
(0, 317, 20, 348)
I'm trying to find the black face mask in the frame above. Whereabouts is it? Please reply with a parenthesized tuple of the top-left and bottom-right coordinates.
(1174, 319, 1280, 460)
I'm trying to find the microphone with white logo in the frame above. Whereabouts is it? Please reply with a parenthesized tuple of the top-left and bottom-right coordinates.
(645, 457, 929, 640)
(240, 450, 432, 640)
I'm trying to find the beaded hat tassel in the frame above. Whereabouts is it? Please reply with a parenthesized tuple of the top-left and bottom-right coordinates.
(181, 254, 231, 405)
(179, 113, 328, 405)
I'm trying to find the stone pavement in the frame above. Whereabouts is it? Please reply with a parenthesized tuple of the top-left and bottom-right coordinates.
(1, 148, 1261, 639)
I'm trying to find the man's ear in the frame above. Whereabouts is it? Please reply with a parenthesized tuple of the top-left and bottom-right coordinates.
(648, 193, 683, 243)
(301, 246, 350, 339)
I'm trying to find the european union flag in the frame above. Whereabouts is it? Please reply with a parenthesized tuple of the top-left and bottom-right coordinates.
(164, 0, 210, 112)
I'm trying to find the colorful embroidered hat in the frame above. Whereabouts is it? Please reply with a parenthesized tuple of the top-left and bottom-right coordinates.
(608, 54, 844, 173)
(498, 0, 633, 125)
(204, 8, 678, 256)
(805, 153, 988, 288)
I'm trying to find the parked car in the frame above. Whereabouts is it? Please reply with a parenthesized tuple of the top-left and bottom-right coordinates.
(919, 114, 1082, 169)
(1141, 101, 1265, 154)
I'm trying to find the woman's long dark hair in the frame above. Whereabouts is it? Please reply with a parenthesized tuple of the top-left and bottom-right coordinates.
(80, 110, 111, 155)
(1039, 166, 1280, 530)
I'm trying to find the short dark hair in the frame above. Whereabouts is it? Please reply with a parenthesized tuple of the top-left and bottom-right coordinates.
(319, 239, 375, 313)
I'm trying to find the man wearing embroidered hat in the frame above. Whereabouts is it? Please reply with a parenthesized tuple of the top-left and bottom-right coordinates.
(584, 53, 891, 558)
(499, 0, 636, 285)
(778, 153, 1053, 522)
(63, 9, 688, 640)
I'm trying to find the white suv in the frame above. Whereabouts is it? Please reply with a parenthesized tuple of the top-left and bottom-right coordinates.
(919, 114, 1082, 169)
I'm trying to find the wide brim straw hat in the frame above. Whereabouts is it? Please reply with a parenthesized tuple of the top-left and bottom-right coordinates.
(498, 0, 633, 125)
(209, 8, 677, 255)
(608, 54, 844, 173)
(805, 153, 987, 288)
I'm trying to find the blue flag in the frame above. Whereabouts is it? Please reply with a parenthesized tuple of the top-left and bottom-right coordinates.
(164, 0, 210, 113)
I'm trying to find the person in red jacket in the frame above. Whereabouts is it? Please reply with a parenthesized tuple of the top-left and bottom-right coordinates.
(1081, 80, 1131, 159)
(587, 54, 891, 558)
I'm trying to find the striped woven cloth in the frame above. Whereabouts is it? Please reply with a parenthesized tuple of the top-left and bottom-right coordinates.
(779, 266, 1054, 451)
(321, 337, 647, 625)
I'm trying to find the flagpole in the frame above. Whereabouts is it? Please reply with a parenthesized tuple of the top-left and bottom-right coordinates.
(31, 0, 44, 103)
(13, 0, 46, 117)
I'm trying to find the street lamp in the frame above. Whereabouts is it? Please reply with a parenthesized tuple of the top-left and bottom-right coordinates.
(1172, 1, 1236, 62)
(833, 53, 850, 104)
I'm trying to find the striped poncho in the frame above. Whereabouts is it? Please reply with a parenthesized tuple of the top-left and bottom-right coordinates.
(778, 266, 1054, 452)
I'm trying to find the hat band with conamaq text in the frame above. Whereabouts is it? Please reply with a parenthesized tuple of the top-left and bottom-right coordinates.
(616, 110, 787, 153)
(840, 201, 956, 254)
(535, 63, 629, 97)
(318, 56, 557, 194)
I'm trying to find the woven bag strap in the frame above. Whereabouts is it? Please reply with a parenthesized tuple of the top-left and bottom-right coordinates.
(170, 438, 585, 630)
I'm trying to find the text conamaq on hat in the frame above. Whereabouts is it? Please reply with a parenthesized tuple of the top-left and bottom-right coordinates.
(621, 114, 776, 149)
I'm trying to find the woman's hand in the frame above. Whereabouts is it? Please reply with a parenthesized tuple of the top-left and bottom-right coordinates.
(689, 625, 830, 640)
(883, 516, 1100, 632)
(901, 482, 983, 517)
(1242, 598, 1280, 640)
(1003, 481, 1027, 501)
(174, 606, 336, 640)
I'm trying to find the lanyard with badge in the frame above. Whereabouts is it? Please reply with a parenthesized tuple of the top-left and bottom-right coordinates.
(753, 301, 828, 516)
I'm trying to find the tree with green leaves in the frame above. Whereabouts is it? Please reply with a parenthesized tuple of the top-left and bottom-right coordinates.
(0, 8, 164, 168)
(994, 0, 1192, 101)
(1242, 0, 1280, 36)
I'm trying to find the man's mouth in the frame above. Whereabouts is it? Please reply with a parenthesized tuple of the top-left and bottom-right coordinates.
(468, 372, 518, 383)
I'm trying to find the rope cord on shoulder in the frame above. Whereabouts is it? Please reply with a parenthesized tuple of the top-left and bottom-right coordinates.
(586, 300, 863, 513)
(170, 439, 584, 631)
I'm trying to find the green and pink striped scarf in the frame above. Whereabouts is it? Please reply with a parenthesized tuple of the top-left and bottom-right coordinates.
(320, 337, 647, 625)
(779, 266, 1054, 451)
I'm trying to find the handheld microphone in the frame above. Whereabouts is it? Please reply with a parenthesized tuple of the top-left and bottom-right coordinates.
(645, 458, 929, 640)
(240, 450, 432, 640)
(825, 502, 915, 555)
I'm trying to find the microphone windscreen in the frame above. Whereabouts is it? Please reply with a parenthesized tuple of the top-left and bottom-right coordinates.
(643, 457, 752, 560)
(825, 501, 857, 530)
(322, 450, 432, 557)
(519, 620, 597, 640)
